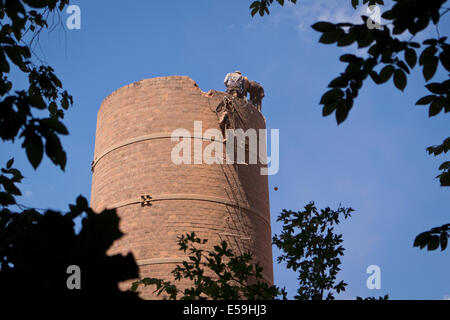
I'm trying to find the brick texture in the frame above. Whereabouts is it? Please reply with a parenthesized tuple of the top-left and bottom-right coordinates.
(90, 76, 273, 299)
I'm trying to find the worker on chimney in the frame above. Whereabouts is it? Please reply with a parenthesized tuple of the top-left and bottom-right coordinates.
(217, 96, 232, 143)
(218, 111, 230, 143)
(224, 70, 247, 98)
(246, 80, 265, 112)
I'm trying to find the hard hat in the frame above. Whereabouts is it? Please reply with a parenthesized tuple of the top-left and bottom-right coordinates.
(234, 70, 242, 75)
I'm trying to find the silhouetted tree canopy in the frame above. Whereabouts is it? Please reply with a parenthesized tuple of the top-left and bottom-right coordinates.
(133, 203, 387, 300)
(273, 202, 354, 300)
(0, 0, 140, 298)
(249, 0, 449, 252)
(132, 232, 285, 300)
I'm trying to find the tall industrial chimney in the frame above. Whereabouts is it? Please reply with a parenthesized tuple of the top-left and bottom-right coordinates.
(91, 76, 273, 299)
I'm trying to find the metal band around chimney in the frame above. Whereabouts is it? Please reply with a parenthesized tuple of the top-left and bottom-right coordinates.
(92, 132, 261, 170)
(136, 257, 185, 266)
(92, 133, 222, 169)
(103, 193, 270, 227)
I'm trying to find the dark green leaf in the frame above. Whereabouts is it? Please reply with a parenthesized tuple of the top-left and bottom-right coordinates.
(428, 236, 440, 251)
(423, 39, 437, 46)
(419, 46, 437, 66)
(339, 54, 358, 63)
(44, 132, 66, 170)
(426, 83, 445, 94)
(444, 138, 450, 151)
(414, 232, 430, 248)
(320, 89, 344, 104)
(61, 98, 69, 110)
(40, 118, 69, 135)
(423, 57, 439, 81)
(357, 31, 374, 48)
(393, 69, 407, 91)
(0, 50, 10, 73)
(379, 65, 394, 83)
(28, 95, 46, 109)
(25, 134, 44, 169)
(440, 171, 450, 186)
(0, 176, 21, 195)
(439, 162, 450, 170)
(415, 95, 435, 105)
(311, 22, 336, 33)
(328, 77, 348, 88)
(76, 195, 89, 210)
(0, 191, 16, 206)
(319, 30, 343, 44)
(48, 102, 57, 114)
(441, 235, 448, 251)
(335, 102, 349, 124)
(381, 9, 395, 20)
(6, 158, 14, 169)
(3, 46, 27, 71)
(404, 49, 417, 68)
(337, 32, 357, 46)
(369, 71, 381, 84)
(428, 100, 443, 117)
(322, 103, 337, 116)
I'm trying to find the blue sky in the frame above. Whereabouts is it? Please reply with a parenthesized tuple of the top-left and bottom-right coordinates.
(2, 0, 449, 299)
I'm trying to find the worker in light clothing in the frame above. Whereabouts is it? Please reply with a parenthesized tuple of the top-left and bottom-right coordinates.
(224, 70, 247, 98)
(220, 70, 247, 143)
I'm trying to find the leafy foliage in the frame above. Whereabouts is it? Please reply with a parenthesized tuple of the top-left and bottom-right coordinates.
(132, 205, 389, 300)
(356, 294, 389, 300)
(427, 137, 450, 187)
(273, 202, 354, 300)
(249, 0, 297, 17)
(0, 158, 23, 206)
(249, 0, 381, 17)
(0, 158, 139, 297)
(311, 0, 449, 124)
(251, 0, 450, 252)
(313, 1, 450, 251)
(132, 204, 388, 300)
(0, 1, 140, 297)
(0, 0, 73, 170)
(132, 232, 285, 300)
(0, 192, 140, 298)
(414, 223, 449, 251)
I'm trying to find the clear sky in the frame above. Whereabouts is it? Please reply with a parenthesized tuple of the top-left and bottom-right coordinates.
(2, 0, 449, 299)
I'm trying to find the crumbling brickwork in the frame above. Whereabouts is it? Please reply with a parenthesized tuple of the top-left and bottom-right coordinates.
(91, 76, 273, 299)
